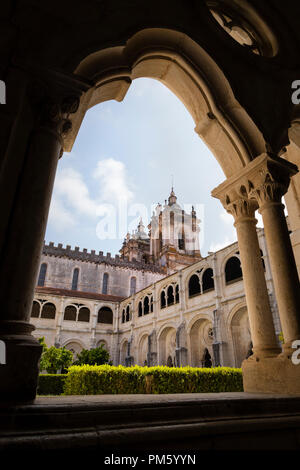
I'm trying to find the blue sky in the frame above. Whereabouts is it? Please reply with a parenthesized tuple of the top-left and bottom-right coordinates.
(46, 78, 242, 257)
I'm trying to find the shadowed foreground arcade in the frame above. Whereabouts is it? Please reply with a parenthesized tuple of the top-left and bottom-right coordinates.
(0, 0, 300, 451)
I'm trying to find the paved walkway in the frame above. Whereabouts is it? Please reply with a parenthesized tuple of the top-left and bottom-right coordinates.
(36, 391, 300, 405)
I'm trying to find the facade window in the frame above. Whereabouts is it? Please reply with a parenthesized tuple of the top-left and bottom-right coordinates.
(188, 274, 201, 297)
(175, 284, 180, 303)
(38, 263, 47, 287)
(126, 305, 130, 322)
(122, 309, 125, 323)
(72, 268, 79, 291)
(167, 285, 174, 306)
(144, 296, 149, 315)
(150, 296, 153, 312)
(102, 273, 109, 294)
(31, 301, 40, 318)
(78, 307, 90, 322)
(225, 257, 243, 284)
(202, 268, 214, 292)
(138, 301, 143, 317)
(130, 277, 136, 295)
(64, 305, 77, 321)
(98, 306, 113, 324)
(161, 291, 166, 309)
(41, 302, 56, 319)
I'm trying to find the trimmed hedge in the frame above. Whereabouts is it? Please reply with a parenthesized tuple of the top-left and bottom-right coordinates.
(64, 365, 243, 395)
(37, 374, 67, 395)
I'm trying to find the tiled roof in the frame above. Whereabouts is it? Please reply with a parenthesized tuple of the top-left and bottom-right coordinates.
(35, 286, 125, 302)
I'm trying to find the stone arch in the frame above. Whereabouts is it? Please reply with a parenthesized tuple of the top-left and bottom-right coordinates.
(63, 340, 85, 360)
(158, 326, 177, 366)
(98, 306, 113, 324)
(63, 304, 77, 321)
(188, 274, 201, 297)
(188, 316, 214, 367)
(225, 256, 243, 285)
(229, 305, 252, 367)
(167, 285, 174, 306)
(67, 29, 265, 177)
(40, 302, 56, 319)
(160, 290, 166, 309)
(138, 334, 149, 366)
(78, 306, 90, 322)
(31, 300, 41, 318)
(96, 339, 109, 352)
(120, 339, 129, 366)
(202, 267, 215, 293)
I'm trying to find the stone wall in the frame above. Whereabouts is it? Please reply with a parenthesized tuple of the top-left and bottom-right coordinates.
(38, 242, 165, 297)
(31, 228, 281, 369)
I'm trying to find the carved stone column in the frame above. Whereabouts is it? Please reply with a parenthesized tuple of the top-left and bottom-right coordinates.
(212, 188, 280, 360)
(249, 157, 300, 355)
(0, 76, 84, 402)
(213, 153, 300, 393)
(176, 322, 187, 367)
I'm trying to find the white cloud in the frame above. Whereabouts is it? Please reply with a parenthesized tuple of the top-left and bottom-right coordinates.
(55, 167, 99, 217)
(48, 195, 76, 231)
(93, 158, 134, 204)
(48, 158, 134, 231)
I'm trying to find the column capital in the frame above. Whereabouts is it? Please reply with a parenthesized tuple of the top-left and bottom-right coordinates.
(25, 68, 90, 150)
(212, 153, 298, 210)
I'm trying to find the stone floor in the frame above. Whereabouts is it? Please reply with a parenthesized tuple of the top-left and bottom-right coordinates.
(1, 392, 300, 452)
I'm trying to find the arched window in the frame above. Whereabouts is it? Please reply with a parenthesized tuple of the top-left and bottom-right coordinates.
(150, 296, 153, 312)
(188, 274, 201, 297)
(64, 305, 77, 321)
(102, 273, 109, 294)
(38, 263, 47, 287)
(202, 268, 214, 292)
(126, 305, 130, 322)
(144, 296, 149, 315)
(225, 257, 243, 284)
(122, 309, 125, 323)
(161, 291, 166, 309)
(31, 301, 40, 318)
(72, 268, 79, 290)
(167, 285, 174, 306)
(41, 302, 56, 319)
(78, 307, 90, 322)
(97, 306, 113, 324)
(138, 301, 143, 317)
(130, 277, 136, 295)
(175, 284, 180, 303)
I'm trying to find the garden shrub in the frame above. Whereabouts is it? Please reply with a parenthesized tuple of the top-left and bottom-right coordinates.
(63, 365, 243, 395)
(37, 374, 67, 395)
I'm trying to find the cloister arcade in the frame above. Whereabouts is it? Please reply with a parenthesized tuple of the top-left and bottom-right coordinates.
(0, 0, 299, 403)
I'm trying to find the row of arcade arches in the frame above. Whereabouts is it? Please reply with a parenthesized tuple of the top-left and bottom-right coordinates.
(120, 306, 252, 368)
(31, 301, 113, 324)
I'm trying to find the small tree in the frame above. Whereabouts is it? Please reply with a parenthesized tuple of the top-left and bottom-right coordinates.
(73, 345, 110, 366)
(40, 345, 73, 374)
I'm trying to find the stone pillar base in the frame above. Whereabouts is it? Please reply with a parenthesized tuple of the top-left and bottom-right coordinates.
(0, 322, 42, 402)
(242, 355, 300, 394)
